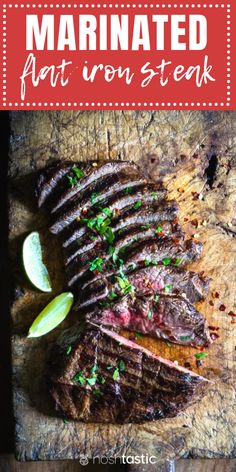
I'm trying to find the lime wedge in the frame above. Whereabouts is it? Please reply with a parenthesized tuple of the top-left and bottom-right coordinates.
(28, 292, 74, 338)
(23, 231, 52, 292)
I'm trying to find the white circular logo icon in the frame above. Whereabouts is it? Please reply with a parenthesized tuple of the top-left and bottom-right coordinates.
(79, 454, 89, 466)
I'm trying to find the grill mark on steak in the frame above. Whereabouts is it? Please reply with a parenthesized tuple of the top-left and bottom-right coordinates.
(86, 295, 212, 347)
(77, 265, 210, 310)
(49, 322, 210, 423)
(51, 160, 140, 214)
(61, 200, 178, 248)
(50, 183, 168, 234)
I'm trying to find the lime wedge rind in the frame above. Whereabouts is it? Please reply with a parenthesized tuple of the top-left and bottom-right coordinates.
(28, 292, 74, 338)
(23, 231, 52, 293)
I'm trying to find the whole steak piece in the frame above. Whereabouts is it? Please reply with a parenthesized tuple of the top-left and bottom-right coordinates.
(49, 322, 210, 424)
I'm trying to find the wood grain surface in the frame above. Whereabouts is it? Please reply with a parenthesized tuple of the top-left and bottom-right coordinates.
(9, 111, 236, 461)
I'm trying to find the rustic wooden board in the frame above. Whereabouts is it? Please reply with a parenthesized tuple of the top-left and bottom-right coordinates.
(9, 111, 236, 461)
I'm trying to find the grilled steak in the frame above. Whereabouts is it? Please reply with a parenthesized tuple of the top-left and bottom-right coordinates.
(36, 160, 214, 422)
(49, 322, 210, 423)
(86, 295, 212, 347)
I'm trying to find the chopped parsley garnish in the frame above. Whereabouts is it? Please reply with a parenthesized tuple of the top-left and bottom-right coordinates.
(73, 166, 84, 179)
(156, 226, 163, 234)
(151, 192, 159, 198)
(133, 200, 142, 210)
(73, 372, 86, 385)
(90, 192, 100, 204)
(112, 368, 120, 381)
(119, 359, 125, 372)
(162, 257, 171, 266)
(106, 365, 113, 370)
(89, 257, 104, 272)
(147, 308, 153, 319)
(135, 332, 143, 340)
(99, 376, 106, 384)
(164, 284, 173, 293)
(194, 352, 208, 360)
(127, 263, 137, 271)
(90, 365, 97, 373)
(116, 276, 134, 295)
(124, 187, 132, 195)
(93, 389, 104, 396)
(86, 376, 97, 386)
(108, 291, 118, 300)
(179, 335, 192, 341)
(67, 166, 84, 187)
(145, 259, 151, 266)
(141, 224, 151, 229)
(154, 294, 160, 302)
(102, 207, 113, 217)
(63, 418, 69, 424)
(174, 258, 182, 265)
(66, 346, 72, 355)
(89, 235, 97, 241)
(105, 226, 115, 244)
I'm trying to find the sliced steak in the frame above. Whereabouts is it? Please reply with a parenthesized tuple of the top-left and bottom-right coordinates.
(62, 199, 178, 248)
(76, 237, 202, 292)
(50, 183, 168, 234)
(86, 295, 212, 347)
(49, 322, 210, 423)
(64, 220, 183, 266)
(51, 160, 140, 214)
(78, 265, 210, 310)
(65, 225, 184, 286)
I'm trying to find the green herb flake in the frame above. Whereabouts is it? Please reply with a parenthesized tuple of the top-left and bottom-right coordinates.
(164, 284, 173, 293)
(87, 376, 97, 386)
(147, 309, 153, 319)
(133, 200, 142, 210)
(90, 192, 100, 205)
(66, 346, 72, 356)
(194, 352, 208, 360)
(89, 235, 97, 241)
(116, 276, 134, 296)
(63, 418, 69, 424)
(174, 258, 182, 265)
(93, 389, 104, 396)
(154, 294, 160, 302)
(156, 226, 163, 234)
(106, 364, 113, 370)
(73, 372, 86, 385)
(72, 166, 84, 179)
(162, 257, 171, 266)
(124, 187, 133, 195)
(102, 207, 113, 217)
(99, 376, 106, 385)
(108, 291, 118, 300)
(145, 259, 151, 266)
(89, 257, 104, 272)
(67, 175, 77, 187)
(119, 359, 126, 372)
(104, 226, 115, 244)
(151, 192, 158, 198)
(179, 335, 192, 341)
(90, 365, 97, 373)
(135, 332, 143, 340)
(113, 368, 120, 381)
(141, 224, 151, 229)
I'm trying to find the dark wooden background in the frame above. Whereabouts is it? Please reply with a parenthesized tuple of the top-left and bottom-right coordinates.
(1, 111, 236, 471)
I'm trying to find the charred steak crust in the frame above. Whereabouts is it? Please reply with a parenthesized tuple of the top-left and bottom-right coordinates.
(49, 322, 210, 424)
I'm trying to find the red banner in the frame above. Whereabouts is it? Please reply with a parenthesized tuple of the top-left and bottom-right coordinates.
(1, 0, 235, 109)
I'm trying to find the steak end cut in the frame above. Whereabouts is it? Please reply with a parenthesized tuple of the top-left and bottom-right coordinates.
(49, 322, 210, 424)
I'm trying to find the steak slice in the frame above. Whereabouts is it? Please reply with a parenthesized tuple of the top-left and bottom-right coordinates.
(50, 160, 139, 216)
(36, 161, 73, 208)
(86, 295, 212, 347)
(77, 265, 210, 310)
(50, 183, 167, 234)
(49, 322, 210, 423)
